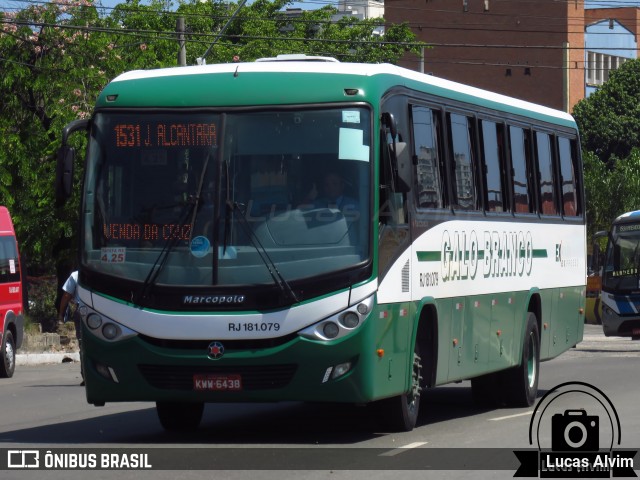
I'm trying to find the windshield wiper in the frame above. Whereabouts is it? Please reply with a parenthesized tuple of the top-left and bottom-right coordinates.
(228, 201, 299, 304)
(137, 149, 213, 306)
(188, 149, 213, 242)
(136, 199, 197, 306)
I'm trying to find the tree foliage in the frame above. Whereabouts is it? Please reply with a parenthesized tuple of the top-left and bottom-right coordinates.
(0, 0, 422, 275)
(573, 59, 640, 167)
(572, 58, 640, 239)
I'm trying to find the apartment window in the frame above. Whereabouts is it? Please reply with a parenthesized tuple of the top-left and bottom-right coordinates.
(586, 51, 629, 86)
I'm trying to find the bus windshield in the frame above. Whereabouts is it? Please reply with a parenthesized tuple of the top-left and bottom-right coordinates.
(82, 108, 372, 288)
(602, 223, 640, 292)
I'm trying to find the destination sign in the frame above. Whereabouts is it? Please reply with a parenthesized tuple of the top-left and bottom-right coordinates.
(113, 123, 217, 148)
(103, 222, 192, 242)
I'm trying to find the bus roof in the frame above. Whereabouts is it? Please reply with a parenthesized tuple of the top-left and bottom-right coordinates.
(614, 210, 640, 224)
(0, 206, 15, 236)
(97, 60, 577, 128)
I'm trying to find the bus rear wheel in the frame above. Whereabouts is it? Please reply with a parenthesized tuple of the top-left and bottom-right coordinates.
(377, 344, 422, 432)
(156, 401, 204, 432)
(503, 312, 540, 407)
(0, 331, 15, 378)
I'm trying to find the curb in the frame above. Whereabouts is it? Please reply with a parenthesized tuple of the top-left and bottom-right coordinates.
(16, 352, 80, 366)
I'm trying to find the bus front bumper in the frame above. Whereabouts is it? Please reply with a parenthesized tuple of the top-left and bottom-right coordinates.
(80, 318, 409, 406)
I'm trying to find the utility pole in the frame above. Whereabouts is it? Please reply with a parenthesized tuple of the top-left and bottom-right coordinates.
(177, 17, 186, 67)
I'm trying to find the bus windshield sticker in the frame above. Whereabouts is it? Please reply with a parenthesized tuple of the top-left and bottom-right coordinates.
(9, 259, 15, 274)
(101, 247, 126, 264)
(190, 236, 210, 258)
(342, 110, 361, 124)
(338, 128, 369, 162)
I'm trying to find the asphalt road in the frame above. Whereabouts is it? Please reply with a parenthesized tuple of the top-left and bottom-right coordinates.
(1, 324, 638, 480)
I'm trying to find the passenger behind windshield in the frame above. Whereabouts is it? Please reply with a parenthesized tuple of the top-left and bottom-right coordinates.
(300, 172, 359, 213)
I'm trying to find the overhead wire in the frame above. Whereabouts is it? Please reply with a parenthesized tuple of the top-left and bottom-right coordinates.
(0, 0, 638, 70)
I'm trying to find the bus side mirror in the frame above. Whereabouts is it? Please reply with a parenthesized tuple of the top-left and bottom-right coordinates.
(381, 112, 411, 194)
(56, 145, 75, 206)
(56, 118, 89, 206)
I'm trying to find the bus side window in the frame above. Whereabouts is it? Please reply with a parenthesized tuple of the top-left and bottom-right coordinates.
(447, 112, 477, 211)
(558, 136, 580, 217)
(480, 119, 507, 213)
(509, 125, 532, 214)
(411, 105, 444, 209)
(535, 131, 559, 215)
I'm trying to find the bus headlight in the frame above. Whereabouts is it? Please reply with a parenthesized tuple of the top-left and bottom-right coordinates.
(102, 323, 119, 340)
(298, 294, 374, 341)
(81, 307, 138, 343)
(340, 312, 359, 328)
(87, 313, 102, 329)
(322, 322, 340, 339)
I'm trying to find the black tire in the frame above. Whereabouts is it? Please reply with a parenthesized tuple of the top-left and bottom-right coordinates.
(0, 330, 16, 378)
(377, 343, 422, 432)
(156, 401, 204, 432)
(503, 312, 540, 407)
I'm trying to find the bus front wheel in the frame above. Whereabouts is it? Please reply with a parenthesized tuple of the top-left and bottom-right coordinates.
(0, 331, 15, 378)
(376, 343, 422, 432)
(156, 401, 204, 432)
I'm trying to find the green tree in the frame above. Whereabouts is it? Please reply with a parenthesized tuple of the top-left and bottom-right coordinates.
(0, 0, 422, 279)
(0, 0, 114, 274)
(573, 59, 640, 244)
(573, 59, 640, 167)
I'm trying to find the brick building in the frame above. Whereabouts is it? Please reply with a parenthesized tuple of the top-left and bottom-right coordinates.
(384, 0, 639, 112)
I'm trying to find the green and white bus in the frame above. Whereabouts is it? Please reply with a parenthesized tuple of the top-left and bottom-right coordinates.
(57, 55, 586, 432)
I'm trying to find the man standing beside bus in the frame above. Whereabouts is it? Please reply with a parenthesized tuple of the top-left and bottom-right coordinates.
(58, 270, 84, 385)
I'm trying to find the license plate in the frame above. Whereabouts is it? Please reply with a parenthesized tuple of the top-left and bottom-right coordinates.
(193, 374, 242, 391)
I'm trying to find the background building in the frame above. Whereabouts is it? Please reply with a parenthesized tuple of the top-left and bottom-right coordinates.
(384, 0, 640, 112)
(584, 7, 639, 97)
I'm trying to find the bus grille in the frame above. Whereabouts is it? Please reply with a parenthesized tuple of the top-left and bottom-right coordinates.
(138, 364, 297, 391)
(137, 333, 297, 351)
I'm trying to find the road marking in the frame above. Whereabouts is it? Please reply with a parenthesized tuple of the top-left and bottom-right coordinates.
(489, 411, 533, 421)
(379, 441, 428, 456)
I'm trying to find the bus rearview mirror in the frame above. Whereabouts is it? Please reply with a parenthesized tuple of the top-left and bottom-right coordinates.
(55, 145, 75, 206)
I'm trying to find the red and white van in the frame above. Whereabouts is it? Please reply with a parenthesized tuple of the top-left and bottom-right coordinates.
(0, 207, 23, 377)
